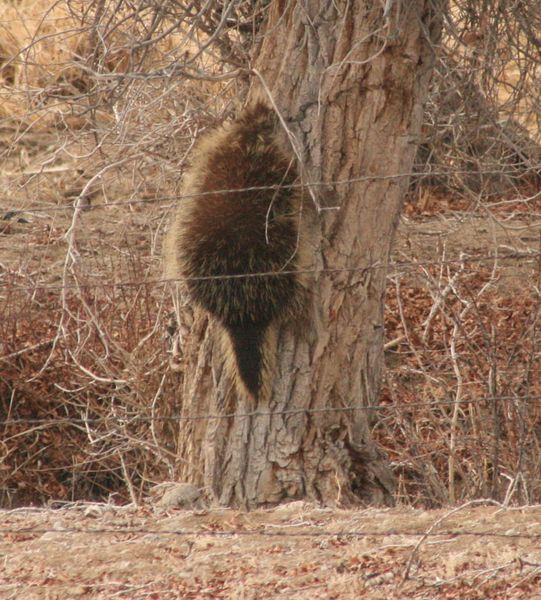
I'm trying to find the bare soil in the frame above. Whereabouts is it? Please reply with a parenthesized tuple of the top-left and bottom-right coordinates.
(1, 502, 541, 599)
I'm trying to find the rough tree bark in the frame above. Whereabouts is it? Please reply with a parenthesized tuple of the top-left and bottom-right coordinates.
(171, 0, 442, 507)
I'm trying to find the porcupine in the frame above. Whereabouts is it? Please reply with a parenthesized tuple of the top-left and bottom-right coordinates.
(164, 100, 311, 400)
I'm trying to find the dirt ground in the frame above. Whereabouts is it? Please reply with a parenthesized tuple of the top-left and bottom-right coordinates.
(1, 500, 541, 599)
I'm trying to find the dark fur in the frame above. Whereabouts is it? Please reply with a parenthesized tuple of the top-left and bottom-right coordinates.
(165, 102, 308, 399)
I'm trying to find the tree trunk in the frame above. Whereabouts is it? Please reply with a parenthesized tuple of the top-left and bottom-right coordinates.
(172, 0, 441, 507)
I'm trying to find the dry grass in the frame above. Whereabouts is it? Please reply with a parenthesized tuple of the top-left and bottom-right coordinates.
(1, 502, 541, 598)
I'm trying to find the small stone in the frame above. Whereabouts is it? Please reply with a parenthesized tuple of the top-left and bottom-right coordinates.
(149, 482, 203, 510)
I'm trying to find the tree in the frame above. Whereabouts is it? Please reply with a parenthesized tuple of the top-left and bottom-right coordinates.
(172, 0, 442, 507)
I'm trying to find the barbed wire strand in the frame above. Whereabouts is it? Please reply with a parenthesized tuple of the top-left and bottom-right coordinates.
(2, 394, 541, 427)
(4, 167, 541, 215)
(3, 250, 540, 293)
(0, 525, 539, 540)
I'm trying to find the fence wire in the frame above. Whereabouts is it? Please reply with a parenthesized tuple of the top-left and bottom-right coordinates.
(5, 165, 541, 214)
(0, 524, 539, 540)
(1, 394, 541, 428)
(2, 250, 540, 293)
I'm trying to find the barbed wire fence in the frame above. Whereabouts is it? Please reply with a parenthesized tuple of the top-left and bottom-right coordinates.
(1, 0, 541, 518)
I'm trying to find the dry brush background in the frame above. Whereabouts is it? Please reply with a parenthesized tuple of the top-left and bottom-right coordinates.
(1, 1, 541, 596)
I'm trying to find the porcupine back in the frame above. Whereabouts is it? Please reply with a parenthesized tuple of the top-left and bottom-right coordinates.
(165, 101, 308, 400)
